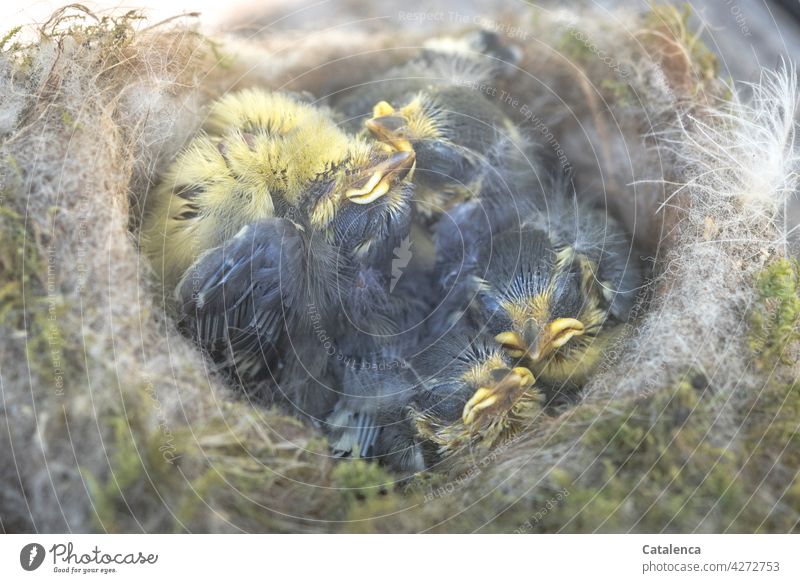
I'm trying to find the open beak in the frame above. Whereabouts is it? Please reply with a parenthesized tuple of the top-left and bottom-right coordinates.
(365, 115, 415, 153)
(345, 150, 415, 204)
(529, 318, 585, 362)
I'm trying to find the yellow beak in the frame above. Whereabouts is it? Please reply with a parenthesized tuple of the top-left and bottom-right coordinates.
(530, 318, 585, 361)
(345, 150, 415, 204)
(462, 367, 536, 426)
(365, 115, 415, 153)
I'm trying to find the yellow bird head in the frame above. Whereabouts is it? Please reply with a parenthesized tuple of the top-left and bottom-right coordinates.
(142, 89, 416, 288)
(474, 228, 611, 385)
(361, 87, 526, 220)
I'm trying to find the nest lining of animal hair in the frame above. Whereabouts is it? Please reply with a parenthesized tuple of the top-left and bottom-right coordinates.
(1, 4, 798, 533)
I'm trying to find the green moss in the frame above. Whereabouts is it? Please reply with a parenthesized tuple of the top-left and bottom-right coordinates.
(601, 79, 634, 106)
(470, 367, 800, 533)
(0, 25, 22, 52)
(81, 391, 359, 532)
(60, 109, 82, 131)
(39, 5, 145, 48)
(331, 458, 392, 502)
(749, 258, 800, 368)
(642, 2, 719, 89)
(331, 458, 409, 530)
(737, 379, 800, 532)
(206, 38, 234, 70)
(0, 204, 84, 400)
(563, 380, 738, 531)
(556, 28, 595, 64)
(83, 411, 152, 532)
(0, 208, 30, 323)
(473, 378, 731, 532)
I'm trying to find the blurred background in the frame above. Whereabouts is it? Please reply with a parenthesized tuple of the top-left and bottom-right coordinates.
(3, 0, 799, 84)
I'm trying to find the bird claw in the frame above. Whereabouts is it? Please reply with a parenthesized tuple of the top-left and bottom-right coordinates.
(462, 367, 535, 426)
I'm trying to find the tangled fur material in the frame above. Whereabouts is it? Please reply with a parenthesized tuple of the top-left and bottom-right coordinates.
(0, 3, 798, 533)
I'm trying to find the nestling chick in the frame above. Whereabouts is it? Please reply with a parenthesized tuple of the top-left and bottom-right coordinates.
(141, 89, 416, 421)
(323, 349, 424, 473)
(335, 31, 538, 223)
(142, 89, 414, 291)
(440, 176, 642, 424)
(321, 267, 435, 471)
(325, 326, 542, 471)
(409, 330, 540, 466)
(366, 90, 535, 221)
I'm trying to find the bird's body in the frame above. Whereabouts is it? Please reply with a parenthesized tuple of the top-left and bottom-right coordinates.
(321, 265, 436, 472)
(323, 349, 423, 473)
(142, 89, 416, 422)
(411, 329, 539, 456)
(142, 38, 642, 471)
(429, 172, 642, 435)
(334, 31, 542, 226)
(142, 90, 413, 290)
(325, 326, 542, 472)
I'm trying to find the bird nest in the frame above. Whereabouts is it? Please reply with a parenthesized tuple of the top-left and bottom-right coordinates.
(1, 3, 798, 533)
